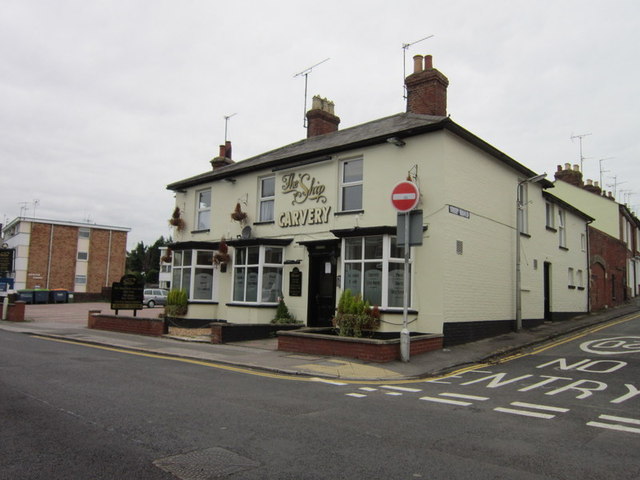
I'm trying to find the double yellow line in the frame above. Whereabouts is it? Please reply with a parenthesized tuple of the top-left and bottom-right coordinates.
(33, 312, 639, 385)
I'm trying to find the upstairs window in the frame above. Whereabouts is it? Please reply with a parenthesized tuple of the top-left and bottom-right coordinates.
(77, 251, 88, 261)
(78, 228, 90, 238)
(545, 202, 555, 229)
(196, 189, 211, 231)
(340, 158, 363, 212)
(258, 176, 275, 222)
(558, 209, 566, 248)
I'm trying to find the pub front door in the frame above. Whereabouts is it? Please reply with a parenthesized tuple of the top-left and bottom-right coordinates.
(305, 241, 339, 327)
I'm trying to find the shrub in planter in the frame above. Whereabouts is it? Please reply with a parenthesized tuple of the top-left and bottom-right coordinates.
(271, 298, 300, 325)
(332, 289, 380, 337)
(165, 289, 188, 316)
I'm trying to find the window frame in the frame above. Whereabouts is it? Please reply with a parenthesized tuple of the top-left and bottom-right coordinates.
(195, 188, 212, 231)
(341, 234, 411, 309)
(232, 245, 284, 305)
(258, 175, 275, 223)
(78, 228, 90, 239)
(545, 202, 555, 229)
(77, 251, 89, 261)
(75, 275, 87, 285)
(171, 249, 216, 302)
(558, 209, 567, 248)
(339, 157, 363, 212)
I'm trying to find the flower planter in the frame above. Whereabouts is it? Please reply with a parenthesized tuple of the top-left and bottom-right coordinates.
(277, 327, 443, 363)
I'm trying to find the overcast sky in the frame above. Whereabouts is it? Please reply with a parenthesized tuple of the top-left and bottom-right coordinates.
(1, 0, 638, 250)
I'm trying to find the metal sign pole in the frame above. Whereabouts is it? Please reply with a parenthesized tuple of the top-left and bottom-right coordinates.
(400, 211, 410, 362)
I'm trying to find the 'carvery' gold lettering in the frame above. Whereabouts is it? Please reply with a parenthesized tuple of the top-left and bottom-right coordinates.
(278, 206, 332, 228)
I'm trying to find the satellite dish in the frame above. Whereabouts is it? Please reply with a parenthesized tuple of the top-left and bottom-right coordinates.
(241, 226, 252, 239)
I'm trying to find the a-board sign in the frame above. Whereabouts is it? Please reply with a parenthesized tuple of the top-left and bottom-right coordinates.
(111, 274, 143, 311)
(289, 267, 302, 297)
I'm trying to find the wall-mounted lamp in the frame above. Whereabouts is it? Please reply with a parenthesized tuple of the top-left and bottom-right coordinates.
(386, 137, 406, 147)
(224, 177, 237, 184)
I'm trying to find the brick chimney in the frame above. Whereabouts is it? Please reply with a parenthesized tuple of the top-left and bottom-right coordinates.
(554, 163, 584, 188)
(405, 54, 449, 116)
(210, 141, 234, 170)
(306, 96, 340, 138)
(583, 179, 603, 196)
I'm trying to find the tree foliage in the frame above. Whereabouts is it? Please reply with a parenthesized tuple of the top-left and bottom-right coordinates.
(126, 236, 171, 285)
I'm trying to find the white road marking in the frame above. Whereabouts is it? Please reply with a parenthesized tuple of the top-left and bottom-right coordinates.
(346, 393, 367, 398)
(510, 402, 569, 413)
(599, 414, 640, 425)
(311, 378, 348, 386)
(385, 392, 403, 396)
(440, 393, 489, 401)
(587, 414, 640, 434)
(420, 396, 472, 406)
(494, 407, 555, 419)
(359, 387, 378, 392)
(381, 385, 422, 393)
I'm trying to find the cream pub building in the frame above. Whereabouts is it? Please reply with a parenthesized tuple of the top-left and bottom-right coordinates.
(167, 55, 591, 346)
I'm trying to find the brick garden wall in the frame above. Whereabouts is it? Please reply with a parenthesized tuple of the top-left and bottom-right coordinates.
(88, 310, 166, 336)
(278, 331, 443, 363)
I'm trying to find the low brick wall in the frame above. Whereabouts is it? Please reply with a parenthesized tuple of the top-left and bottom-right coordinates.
(6, 301, 26, 322)
(87, 310, 167, 336)
(277, 329, 443, 363)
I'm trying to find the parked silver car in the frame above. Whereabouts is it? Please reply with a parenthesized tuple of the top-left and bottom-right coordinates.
(143, 288, 168, 308)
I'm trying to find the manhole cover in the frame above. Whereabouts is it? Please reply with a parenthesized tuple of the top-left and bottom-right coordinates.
(154, 446, 259, 479)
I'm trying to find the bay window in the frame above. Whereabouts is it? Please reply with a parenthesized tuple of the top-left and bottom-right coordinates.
(172, 250, 216, 301)
(342, 235, 409, 308)
(233, 246, 283, 303)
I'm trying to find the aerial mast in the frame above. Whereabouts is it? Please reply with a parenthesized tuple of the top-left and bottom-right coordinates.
(293, 58, 330, 128)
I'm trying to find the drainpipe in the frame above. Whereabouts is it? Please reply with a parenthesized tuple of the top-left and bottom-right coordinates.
(46, 224, 54, 288)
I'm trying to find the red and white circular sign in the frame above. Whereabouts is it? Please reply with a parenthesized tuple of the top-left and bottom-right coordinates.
(391, 181, 420, 212)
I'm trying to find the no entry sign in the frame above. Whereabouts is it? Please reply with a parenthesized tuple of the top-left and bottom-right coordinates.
(391, 181, 420, 212)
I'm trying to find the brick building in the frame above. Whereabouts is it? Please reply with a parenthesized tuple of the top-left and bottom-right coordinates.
(1, 217, 130, 293)
(552, 164, 640, 310)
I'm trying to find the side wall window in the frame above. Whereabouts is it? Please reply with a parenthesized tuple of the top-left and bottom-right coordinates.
(558, 209, 566, 247)
(196, 189, 211, 230)
(340, 158, 363, 212)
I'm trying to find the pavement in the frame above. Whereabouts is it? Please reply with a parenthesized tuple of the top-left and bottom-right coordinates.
(1, 300, 639, 381)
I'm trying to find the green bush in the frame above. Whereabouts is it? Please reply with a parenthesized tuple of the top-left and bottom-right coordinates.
(271, 298, 300, 324)
(165, 289, 188, 317)
(332, 289, 380, 337)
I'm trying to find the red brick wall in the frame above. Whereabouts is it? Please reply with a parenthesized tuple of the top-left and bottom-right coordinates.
(108, 231, 127, 284)
(88, 311, 166, 336)
(26, 223, 52, 288)
(589, 226, 627, 311)
(26, 222, 128, 293)
(49, 225, 78, 290)
(86, 229, 127, 292)
(278, 333, 443, 363)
